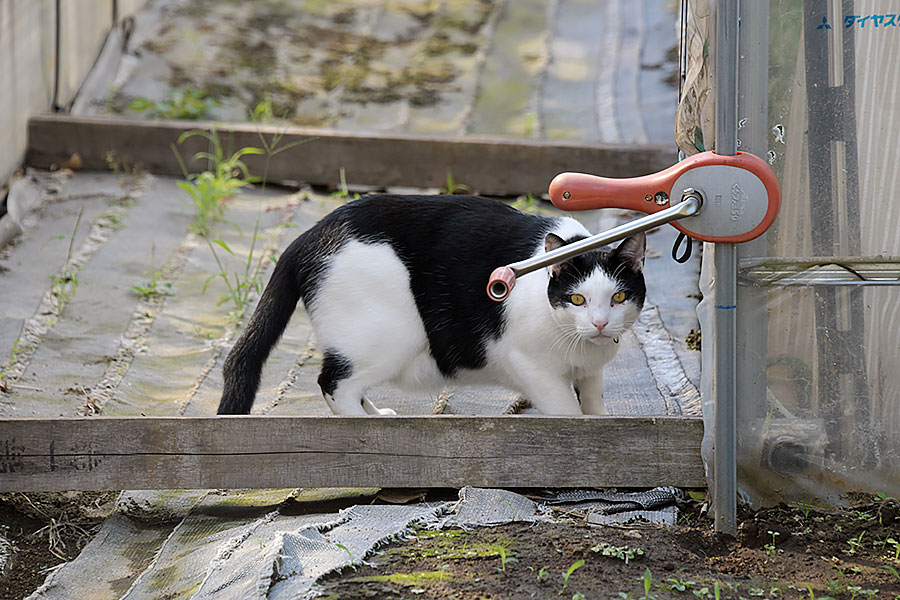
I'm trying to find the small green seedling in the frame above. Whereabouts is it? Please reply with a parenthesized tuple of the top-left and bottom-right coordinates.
(795, 502, 812, 519)
(495, 544, 517, 572)
(536, 565, 549, 581)
(504, 500, 517, 521)
(132, 247, 172, 299)
(49, 207, 84, 313)
(666, 576, 697, 592)
(0, 338, 20, 385)
(331, 167, 361, 202)
(641, 567, 656, 600)
(592, 541, 645, 565)
(846, 531, 865, 556)
(764, 530, 781, 557)
(560, 559, 584, 595)
(440, 170, 471, 195)
(886, 537, 900, 562)
(335, 542, 354, 566)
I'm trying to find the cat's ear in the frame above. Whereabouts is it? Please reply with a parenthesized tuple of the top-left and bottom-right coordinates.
(544, 233, 568, 278)
(614, 232, 646, 272)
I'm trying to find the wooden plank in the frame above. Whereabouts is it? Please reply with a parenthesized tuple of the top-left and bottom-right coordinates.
(26, 114, 676, 196)
(0, 416, 704, 491)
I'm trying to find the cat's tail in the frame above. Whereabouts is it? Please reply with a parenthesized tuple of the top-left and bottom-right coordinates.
(217, 249, 303, 414)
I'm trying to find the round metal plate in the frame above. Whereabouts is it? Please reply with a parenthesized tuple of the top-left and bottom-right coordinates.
(670, 165, 769, 241)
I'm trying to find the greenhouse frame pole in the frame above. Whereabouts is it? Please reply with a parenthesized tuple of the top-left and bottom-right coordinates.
(713, 0, 739, 535)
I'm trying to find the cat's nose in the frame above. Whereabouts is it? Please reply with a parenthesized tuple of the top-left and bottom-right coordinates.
(592, 319, 608, 332)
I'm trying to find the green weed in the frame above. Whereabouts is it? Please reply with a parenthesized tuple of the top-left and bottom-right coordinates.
(49, 207, 84, 313)
(641, 567, 656, 600)
(331, 167, 361, 202)
(129, 87, 217, 120)
(522, 112, 537, 137)
(495, 544, 517, 572)
(439, 170, 471, 195)
(512, 192, 539, 214)
(0, 338, 20, 388)
(591, 541, 645, 565)
(201, 230, 278, 324)
(131, 247, 172, 299)
(886, 537, 900, 562)
(249, 94, 315, 192)
(560, 559, 584, 595)
(846, 531, 865, 556)
(174, 127, 262, 236)
(794, 502, 812, 519)
(335, 542, 355, 566)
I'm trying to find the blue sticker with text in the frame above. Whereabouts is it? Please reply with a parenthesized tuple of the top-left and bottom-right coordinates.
(843, 14, 899, 28)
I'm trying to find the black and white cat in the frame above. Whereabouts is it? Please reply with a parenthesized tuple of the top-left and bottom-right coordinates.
(217, 195, 645, 416)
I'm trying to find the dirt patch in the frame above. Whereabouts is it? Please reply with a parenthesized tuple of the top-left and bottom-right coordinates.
(2, 492, 898, 599)
(319, 496, 900, 600)
(0, 492, 118, 600)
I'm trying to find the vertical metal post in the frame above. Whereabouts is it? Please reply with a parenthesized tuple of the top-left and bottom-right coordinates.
(713, 0, 739, 535)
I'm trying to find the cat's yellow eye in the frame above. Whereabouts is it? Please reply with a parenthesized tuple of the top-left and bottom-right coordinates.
(612, 291, 627, 303)
(570, 293, 586, 306)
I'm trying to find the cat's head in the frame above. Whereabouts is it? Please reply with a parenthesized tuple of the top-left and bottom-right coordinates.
(544, 232, 646, 344)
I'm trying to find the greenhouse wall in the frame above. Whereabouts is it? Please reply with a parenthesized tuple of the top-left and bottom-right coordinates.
(0, 0, 147, 187)
(683, 0, 900, 507)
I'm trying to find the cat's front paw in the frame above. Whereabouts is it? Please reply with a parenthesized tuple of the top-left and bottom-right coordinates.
(376, 407, 397, 416)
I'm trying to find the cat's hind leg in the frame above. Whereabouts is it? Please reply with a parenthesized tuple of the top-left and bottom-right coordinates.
(318, 350, 366, 415)
(318, 350, 397, 415)
(361, 396, 396, 416)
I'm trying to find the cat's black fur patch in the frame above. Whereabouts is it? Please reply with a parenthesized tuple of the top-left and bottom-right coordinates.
(318, 350, 353, 397)
(313, 195, 557, 377)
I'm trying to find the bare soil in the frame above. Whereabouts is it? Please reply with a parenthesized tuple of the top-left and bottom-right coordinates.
(0, 492, 118, 600)
(2, 492, 898, 600)
(318, 495, 900, 600)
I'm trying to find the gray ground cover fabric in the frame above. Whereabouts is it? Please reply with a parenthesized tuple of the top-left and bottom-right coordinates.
(3, 170, 700, 598)
(2, 1, 694, 594)
(25, 488, 681, 600)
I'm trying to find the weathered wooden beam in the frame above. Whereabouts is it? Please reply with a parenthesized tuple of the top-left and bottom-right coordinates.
(0, 416, 704, 491)
(27, 114, 676, 196)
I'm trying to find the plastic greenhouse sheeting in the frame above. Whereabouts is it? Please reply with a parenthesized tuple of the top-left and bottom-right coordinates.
(678, 0, 900, 507)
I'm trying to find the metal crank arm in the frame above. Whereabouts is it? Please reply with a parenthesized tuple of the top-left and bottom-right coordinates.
(486, 150, 781, 302)
(487, 192, 702, 302)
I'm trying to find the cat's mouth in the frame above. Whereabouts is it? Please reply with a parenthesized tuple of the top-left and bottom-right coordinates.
(585, 330, 619, 344)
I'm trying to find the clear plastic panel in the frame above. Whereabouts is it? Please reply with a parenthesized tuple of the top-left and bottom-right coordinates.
(735, 0, 900, 504)
(683, 0, 900, 506)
